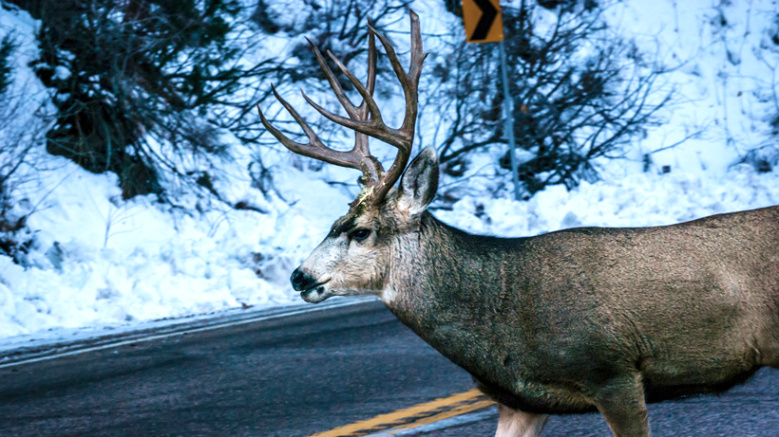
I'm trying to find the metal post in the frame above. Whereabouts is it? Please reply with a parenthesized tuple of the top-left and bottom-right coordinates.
(499, 41, 521, 201)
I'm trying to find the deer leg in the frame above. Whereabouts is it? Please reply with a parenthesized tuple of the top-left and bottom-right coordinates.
(592, 375, 650, 437)
(495, 403, 548, 437)
(762, 338, 779, 368)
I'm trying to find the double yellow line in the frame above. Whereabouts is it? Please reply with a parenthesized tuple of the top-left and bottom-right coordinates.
(309, 388, 494, 437)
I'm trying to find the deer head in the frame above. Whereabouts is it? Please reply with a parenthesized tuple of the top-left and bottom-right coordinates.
(258, 11, 437, 303)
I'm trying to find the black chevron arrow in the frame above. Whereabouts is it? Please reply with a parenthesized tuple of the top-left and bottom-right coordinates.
(470, 0, 498, 41)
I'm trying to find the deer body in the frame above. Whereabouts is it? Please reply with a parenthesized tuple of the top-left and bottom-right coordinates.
(383, 208, 779, 417)
(259, 11, 779, 436)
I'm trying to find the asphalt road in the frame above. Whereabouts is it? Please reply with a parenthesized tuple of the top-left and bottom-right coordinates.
(0, 298, 777, 437)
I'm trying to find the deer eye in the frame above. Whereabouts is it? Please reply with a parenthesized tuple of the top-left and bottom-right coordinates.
(349, 228, 371, 242)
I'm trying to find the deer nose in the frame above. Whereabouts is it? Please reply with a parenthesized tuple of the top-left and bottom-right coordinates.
(290, 268, 315, 291)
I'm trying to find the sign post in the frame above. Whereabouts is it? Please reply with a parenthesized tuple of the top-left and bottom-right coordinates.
(497, 41, 520, 201)
(461, 0, 521, 201)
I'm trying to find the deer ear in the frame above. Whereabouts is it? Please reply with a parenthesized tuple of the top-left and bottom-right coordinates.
(398, 147, 439, 216)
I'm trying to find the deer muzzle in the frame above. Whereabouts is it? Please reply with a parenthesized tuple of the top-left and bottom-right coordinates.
(290, 268, 317, 291)
(290, 268, 332, 303)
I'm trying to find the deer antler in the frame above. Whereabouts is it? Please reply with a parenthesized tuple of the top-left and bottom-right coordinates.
(256, 32, 382, 186)
(258, 10, 426, 205)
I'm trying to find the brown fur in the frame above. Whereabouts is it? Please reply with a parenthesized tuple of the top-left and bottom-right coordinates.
(385, 208, 779, 405)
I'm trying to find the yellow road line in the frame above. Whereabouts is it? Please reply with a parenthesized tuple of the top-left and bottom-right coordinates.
(390, 399, 496, 432)
(308, 388, 495, 437)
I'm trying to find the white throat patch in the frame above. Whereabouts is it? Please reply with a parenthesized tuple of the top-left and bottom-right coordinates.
(381, 286, 398, 304)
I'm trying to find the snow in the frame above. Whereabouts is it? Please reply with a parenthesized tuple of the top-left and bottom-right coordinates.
(603, 0, 779, 176)
(437, 164, 779, 238)
(0, 0, 778, 344)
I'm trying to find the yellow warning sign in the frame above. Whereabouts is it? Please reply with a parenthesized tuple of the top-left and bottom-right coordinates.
(461, 0, 504, 43)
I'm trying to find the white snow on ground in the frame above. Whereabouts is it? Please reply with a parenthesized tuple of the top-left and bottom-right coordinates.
(0, 0, 778, 342)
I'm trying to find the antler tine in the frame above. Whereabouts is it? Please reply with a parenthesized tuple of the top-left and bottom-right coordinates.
(306, 38, 360, 120)
(356, 29, 378, 120)
(355, 29, 377, 159)
(257, 86, 375, 174)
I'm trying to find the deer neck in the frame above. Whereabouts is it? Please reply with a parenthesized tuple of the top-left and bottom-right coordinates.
(382, 212, 525, 366)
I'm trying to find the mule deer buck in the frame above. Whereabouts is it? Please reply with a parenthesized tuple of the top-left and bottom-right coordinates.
(258, 11, 779, 437)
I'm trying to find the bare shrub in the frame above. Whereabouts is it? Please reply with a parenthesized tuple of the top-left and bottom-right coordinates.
(15, 0, 270, 201)
(0, 30, 51, 264)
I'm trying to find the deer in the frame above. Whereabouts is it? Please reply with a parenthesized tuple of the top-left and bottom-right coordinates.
(257, 11, 779, 437)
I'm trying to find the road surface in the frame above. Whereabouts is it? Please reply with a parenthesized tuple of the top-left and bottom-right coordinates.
(0, 299, 777, 436)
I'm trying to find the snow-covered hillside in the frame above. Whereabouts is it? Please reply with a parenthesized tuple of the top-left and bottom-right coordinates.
(0, 0, 778, 342)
